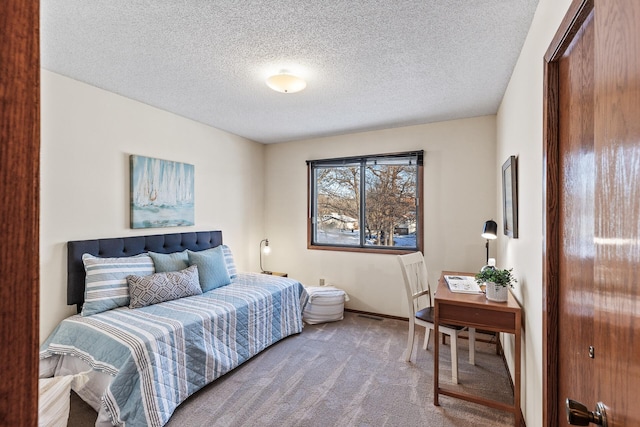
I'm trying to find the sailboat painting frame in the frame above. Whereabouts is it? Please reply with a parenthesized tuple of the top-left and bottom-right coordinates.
(130, 155, 195, 229)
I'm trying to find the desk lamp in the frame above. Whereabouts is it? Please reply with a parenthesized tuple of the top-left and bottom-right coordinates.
(260, 238, 271, 274)
(481, 220, 498, 263)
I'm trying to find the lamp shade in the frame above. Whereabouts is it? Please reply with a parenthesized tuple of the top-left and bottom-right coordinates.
(266, 73, 307, 93)
(481, 220, 498, 239)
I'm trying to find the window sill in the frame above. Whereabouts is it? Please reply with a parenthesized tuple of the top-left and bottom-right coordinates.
(307, 244, 419, 255)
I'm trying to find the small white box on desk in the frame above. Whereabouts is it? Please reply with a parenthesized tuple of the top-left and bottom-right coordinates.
(303, 286, 349, 324)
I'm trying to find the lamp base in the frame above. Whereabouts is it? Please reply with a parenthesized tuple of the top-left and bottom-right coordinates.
(486, 239, 490, 264)
(261, 270, 272, 275)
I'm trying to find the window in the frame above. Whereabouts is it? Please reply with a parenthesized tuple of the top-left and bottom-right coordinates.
(307, 151, 423, 253)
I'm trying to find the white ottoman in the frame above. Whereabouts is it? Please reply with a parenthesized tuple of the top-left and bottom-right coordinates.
(303, 286, 349, 324)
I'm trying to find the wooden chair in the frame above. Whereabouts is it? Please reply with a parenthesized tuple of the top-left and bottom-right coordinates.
(398, 252, 475, 384)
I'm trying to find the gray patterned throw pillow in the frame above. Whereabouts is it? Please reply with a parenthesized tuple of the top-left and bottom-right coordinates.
(127, 265, 202, 308)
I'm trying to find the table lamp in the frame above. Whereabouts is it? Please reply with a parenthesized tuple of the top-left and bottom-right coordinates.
(260, 238, 271, 274)
(481, 220, 498, 263)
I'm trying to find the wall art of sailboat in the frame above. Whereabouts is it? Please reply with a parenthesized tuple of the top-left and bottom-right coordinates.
(130, 155, 195, 229)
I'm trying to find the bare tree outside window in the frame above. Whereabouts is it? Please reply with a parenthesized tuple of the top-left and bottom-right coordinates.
(308, 152, 423, 253)
(315, 165, 360, 245)
(365, 160, 417, 247)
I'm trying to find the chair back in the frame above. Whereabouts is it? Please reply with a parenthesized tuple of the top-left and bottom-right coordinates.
(397, 252, 432, 317)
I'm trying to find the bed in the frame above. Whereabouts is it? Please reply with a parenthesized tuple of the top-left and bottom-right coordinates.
(39, 230, 307, 427)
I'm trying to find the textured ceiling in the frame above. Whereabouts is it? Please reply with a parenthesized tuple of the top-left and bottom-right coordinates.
(41, 1, 539, 144)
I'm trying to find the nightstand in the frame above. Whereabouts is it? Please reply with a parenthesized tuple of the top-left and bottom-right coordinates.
(261, 271, 288, 277)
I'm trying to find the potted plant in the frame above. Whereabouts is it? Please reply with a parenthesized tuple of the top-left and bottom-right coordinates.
(475, 268, 517, 302)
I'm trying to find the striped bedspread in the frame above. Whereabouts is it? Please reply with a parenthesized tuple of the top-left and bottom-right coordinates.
(40, 273, 308, 427)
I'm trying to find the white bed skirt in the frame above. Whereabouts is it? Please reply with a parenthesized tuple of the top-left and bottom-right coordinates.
(40, 355, 115, 426)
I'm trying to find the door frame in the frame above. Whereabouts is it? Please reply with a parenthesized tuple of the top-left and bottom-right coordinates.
(0, 0, 40, 425)
(542, 0, 594, 425)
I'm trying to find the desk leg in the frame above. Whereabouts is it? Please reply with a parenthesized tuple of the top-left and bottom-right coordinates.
(433, 301, 440, 406)
(514, 318, 521, 427)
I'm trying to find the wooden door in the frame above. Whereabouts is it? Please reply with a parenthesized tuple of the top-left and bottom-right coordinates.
(0, 0, 40, 425)
(544, 0, 640, 425)
(557, 6, 596, 422)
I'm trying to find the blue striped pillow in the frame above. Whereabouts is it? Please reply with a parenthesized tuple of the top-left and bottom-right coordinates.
(81, 253, 155, 316)
(220, 245, 237, 278)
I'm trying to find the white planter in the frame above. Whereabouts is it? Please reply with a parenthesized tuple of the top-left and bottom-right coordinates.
(485, 282, 509, 302)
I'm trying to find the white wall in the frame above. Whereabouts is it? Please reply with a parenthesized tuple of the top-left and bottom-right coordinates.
(40, 70, 266, 342)
(264, 116, 496, 317)
(495, 1, 573, 426)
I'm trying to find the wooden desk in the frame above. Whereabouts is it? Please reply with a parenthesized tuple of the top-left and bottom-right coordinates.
(434, 271, 522, 427)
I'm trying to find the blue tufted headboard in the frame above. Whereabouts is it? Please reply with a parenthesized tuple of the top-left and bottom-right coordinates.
(67, 230, 223, 312)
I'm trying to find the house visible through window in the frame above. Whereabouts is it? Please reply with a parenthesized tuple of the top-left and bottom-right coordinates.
(307, 151, 423, 253)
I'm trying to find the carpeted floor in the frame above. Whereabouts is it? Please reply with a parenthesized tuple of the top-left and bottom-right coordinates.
(68, 312, 515, 426)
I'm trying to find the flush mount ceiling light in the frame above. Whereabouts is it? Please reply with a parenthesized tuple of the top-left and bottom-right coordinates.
(266, 73, 307, 93)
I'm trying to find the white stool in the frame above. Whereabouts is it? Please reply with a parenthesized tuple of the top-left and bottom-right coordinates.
(303, 286, 349, 324)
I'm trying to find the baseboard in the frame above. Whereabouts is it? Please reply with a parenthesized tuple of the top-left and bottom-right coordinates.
(497, 336, 527, 427)
(344, 308, 407, 322)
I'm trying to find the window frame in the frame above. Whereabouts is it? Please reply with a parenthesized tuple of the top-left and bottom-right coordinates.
(307, 151, 424, 254)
